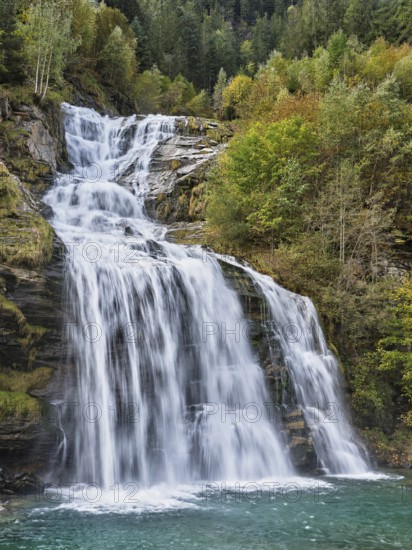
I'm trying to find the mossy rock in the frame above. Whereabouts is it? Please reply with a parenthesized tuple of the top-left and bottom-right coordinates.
(176, 116, 233, 143)
(0, 367, 52, 394)
(170, 159, 181, 171)
(0, 162, 53, 267)
(0, 391, 41, 420)
(7, 158, 52, 186)
(189, 183, 206, 219)
(0, 293, 49, 367)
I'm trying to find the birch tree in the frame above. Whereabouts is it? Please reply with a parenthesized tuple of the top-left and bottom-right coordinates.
(20, 0, 76, 100)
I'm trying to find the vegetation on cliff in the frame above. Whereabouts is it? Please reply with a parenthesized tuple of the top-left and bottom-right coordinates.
(0, 162, 53, 267)
(206, 38, 412, 453)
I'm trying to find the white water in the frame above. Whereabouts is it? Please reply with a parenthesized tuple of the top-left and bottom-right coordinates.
(242, 266, 370, 475)
(45, 103, 368, 490)
(45, 104, 291, 488)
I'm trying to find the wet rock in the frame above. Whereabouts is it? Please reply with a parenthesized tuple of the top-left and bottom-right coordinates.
(141, 118, 233, 224)
(165, 222, 206, 245)
(0, 467, 44, 497)
(0, 156, 65, 475)
(0, 99, 68, 196)
(216, 259, 317, 470)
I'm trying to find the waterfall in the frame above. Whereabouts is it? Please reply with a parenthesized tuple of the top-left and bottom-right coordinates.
(45, 103, 369, 488)
(45, 104, 291, 488)
(240, 265, 370, 475)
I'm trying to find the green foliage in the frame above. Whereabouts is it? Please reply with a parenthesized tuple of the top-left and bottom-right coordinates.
(394, 53, 412, 101)
(343, 0, 375, 43)
(134, 67, 163, 113)
(213, 68, 228, 118)
(207, 117, 318, 243)
(98, 26, 137, 93)
(18, 0, 77, 100)
(206, 40, 412, 437)
(0, 0, 25, 83)
(222, 74, 253, 119)
(69, 0, 96, 60)
(352, 279, 412, 429)
(94, 3, 135, 53)
(187, 90, 211, 117)
(0, 162, 53, 267)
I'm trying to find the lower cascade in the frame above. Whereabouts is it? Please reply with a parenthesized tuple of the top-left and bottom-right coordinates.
(45, 103, 369, 489)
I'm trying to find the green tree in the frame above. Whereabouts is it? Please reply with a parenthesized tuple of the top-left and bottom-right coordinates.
(69, 0, 96, 62)
(207, 116, 318, 244)
(94, 3, 135, 53)
(0, 0, 25, 83)
(222, 74, 253, 119)
(343, 0, 375, 43)
(187, 89, 211, 116)
(327, 30, 348, 69)
(19, 0, 77, 100)
(353, 278, 412, 428)
(134, 66, 163, 113)
(394, 53, 412, 101)
(130, 17, 151, 70)
(98, 25, 137, 93)
(213, 67, 227, 118)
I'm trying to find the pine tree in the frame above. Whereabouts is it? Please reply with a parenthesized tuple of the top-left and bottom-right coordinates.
(131, 17, 151, 70)
(252, 14, 276, 65)
(0, 0, 25, 84)
(344, 0, 375, 43)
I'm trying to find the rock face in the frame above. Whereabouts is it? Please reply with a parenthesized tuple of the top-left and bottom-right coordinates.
(0, 94, 68, 198)
(0, 97, 67, 490)
(0, 196, 65, 480)
(143, 117, 233, 223)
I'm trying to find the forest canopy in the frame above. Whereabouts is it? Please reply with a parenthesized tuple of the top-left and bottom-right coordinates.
(1, 0, 411, 115)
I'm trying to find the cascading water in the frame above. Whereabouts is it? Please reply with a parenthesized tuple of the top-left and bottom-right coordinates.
(45, 103, 369, 490)
(243, 266, 369, 475)
(45, 104, 291, 488)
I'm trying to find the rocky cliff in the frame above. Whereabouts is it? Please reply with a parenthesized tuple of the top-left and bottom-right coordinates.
(0, 94, 68, 493)
(143, 117, 233, 223)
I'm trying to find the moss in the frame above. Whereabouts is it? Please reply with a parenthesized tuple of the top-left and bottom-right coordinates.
(178, 193, 188, 207)
(7, 157, 51, 185)
(68, 69, 116, 112)
(170, 159, 181, 171)
(44, 86, 74, 106)
(0, 162, 53, 267)
(156, 192, 167, 203)
(0, 294, 48, 361)
(0, 367, 52, 394)
(177, 117, 233, 142)
(0, 163, 22, 213)
(0, 294, 26, 328)
(189, 183, 206, 219)
(1, 84, 35, 107)
(0, 390, 41, 420)
(18, 323, 48, 349)
(0, 211, 53, 267)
